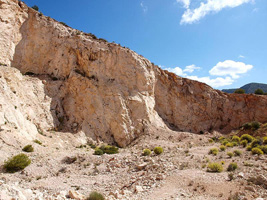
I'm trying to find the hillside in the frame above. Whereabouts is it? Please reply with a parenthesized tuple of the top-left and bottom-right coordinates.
(222, 82, 267, 94)
(0, 0, 267, 199)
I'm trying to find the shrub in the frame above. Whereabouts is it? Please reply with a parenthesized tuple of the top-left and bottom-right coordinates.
(219, 136, 225, 141)
(233, 150, 242, 156)
(251, 121, 260, 130)
(251, 147, 264, 155)
(143, 149, 151, 156)
(240, 140, 248, 147)
(258, 145, 267, 154)
(207, 162, 223, 173)
(232, 142, 238, 147)
(234, 89, 245, 94)
(87, 191, 105, 200)
(222, 140, 230, 145)
(220, 145, 226, 151)
(4, 154, 31, 173)
(240, 134, 254, 143)
(242, 122, 252, 130)
(226, 143, 234, 148)
(251, 139, 261, 148)
(255, 88, 264, 95)
(227, 163, 238, 171)
(22, 145, 34, 152)
(208, 139, 214, 143)
(221, 161, 225, 165)
(94, 148, 104, 155)
(100, 145, 119, 155)
(153, 147, 163, 155)
(227, 152, 233, 158)
(231, 136, 240, 143)
(31, 5, 39, 11)
(33, 139, 42, 145)
(263, 137, 267, 145)
(209, 148, 219, 155)
(228, 173, 234, 181)
(246, 145, 252, 151)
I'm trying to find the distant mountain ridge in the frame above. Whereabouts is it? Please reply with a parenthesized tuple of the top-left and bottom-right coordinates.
(222, 83, 267, 94)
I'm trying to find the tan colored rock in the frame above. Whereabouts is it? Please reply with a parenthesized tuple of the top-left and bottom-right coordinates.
(1, 0, 267, 148)
(69, 190, 86, 200)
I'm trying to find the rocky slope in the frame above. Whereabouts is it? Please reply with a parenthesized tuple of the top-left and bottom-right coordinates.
(1, 0, 267, 148)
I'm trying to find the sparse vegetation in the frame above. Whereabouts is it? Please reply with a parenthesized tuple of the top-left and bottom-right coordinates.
(240, 140, 248, 147)
(4, 154, 31, 173)
(255, 88, 264, 95)
(226, 143, 234, 148)
(263, 136, 267, 144)
(207, 162, 223, 173)
(100, 145, 119, 154)
(227, 152, 233, 158)
(31, 5, 39, 11)
(153, 147, 163, 155)
(251, 147, 263, 155)
(33, 139, 42, 145)
(87, 191, 105, 200)
(240, 134, 254, 143)
(94, 148, 104, 155)
(233, 150, 242, 156)
(143, 149, 151, 156)
(258, 145, 267, 154)
(251, 121, 260, 130)
(231, 136, 240, 143)
(220, 145, 226, 151)
(22, 145, 34, 152)
(209, 148, 219, 155)
(227, 163, 238, 171)
(208, 138, 214, 143)
(234, 89, 245, 94)
(228, 173, 234, 181)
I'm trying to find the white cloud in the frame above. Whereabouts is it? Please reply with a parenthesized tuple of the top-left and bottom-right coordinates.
(164, 66, 187, 76)
(184, 64, 201, 73)
(239, 55, 245, 58)
(180, 0, 254, 24)
(140, 2, 148, 13)
(209, 60, 253, 79)
(186, 76, 234, 87)
(177, 0, 191, 9)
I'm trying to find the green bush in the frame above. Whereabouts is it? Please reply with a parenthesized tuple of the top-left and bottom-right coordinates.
(232, 142, 238, 146)
(251, 139, 261, 148)
(33, 139, 42, 145)
(234, 89, 245, 94)
(31, 5, 39, 11)
(219, 136, 225, 141)
(240, 140, 248, 147)
(94, 148, 104, 155)
(226, 143, 234, 148)
(255, 89, 264, 95)
(251, 121, 260, 130)
(143, 149, 151, 156)
(22, 145, 34, 152)
(207, 163, 223, 173)
(208, 139, 214, 143)
(209, 148, 219, 155)
(251, 147, 264, 155)
(227, 163, 238, 171)
(258, 145, 267, 154)
(221, 140, 230, 145)
(231, 136, 240, 143)
(233, 150, 242, 156)
(100, 145, 119, 155)
(246, 145, 252, 151)
(242, 122, 252, 130)
(240, 134, 254, 143)
(220, 145, 226, 151)
(87, 191, 105, 200)
(153, 147, 163, 155)
(4, 154, 31, 173)
(263, 136, 267, 145)
(227, 152, 233, 158)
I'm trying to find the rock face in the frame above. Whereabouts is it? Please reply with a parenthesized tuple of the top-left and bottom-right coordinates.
(1, 0, 267, 147)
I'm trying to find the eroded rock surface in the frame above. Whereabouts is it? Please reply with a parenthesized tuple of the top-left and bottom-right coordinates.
(1, 0, 267, 147)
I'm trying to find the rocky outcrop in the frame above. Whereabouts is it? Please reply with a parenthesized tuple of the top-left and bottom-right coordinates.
(1, 0, 267, 147)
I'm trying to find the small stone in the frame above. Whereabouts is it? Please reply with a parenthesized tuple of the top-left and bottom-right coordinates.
(237, 172, 244, 178)
(136, 163, 148, 170)
(245, 186, 256, 192)
(135, 186, 143, 193)
(69, 190, 85, 200)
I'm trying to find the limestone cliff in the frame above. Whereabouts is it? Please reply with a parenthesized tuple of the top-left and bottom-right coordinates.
(1, 0, 267, 147)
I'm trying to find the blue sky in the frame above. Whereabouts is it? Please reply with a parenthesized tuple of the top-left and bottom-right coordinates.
(23, 0, 267, 89)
